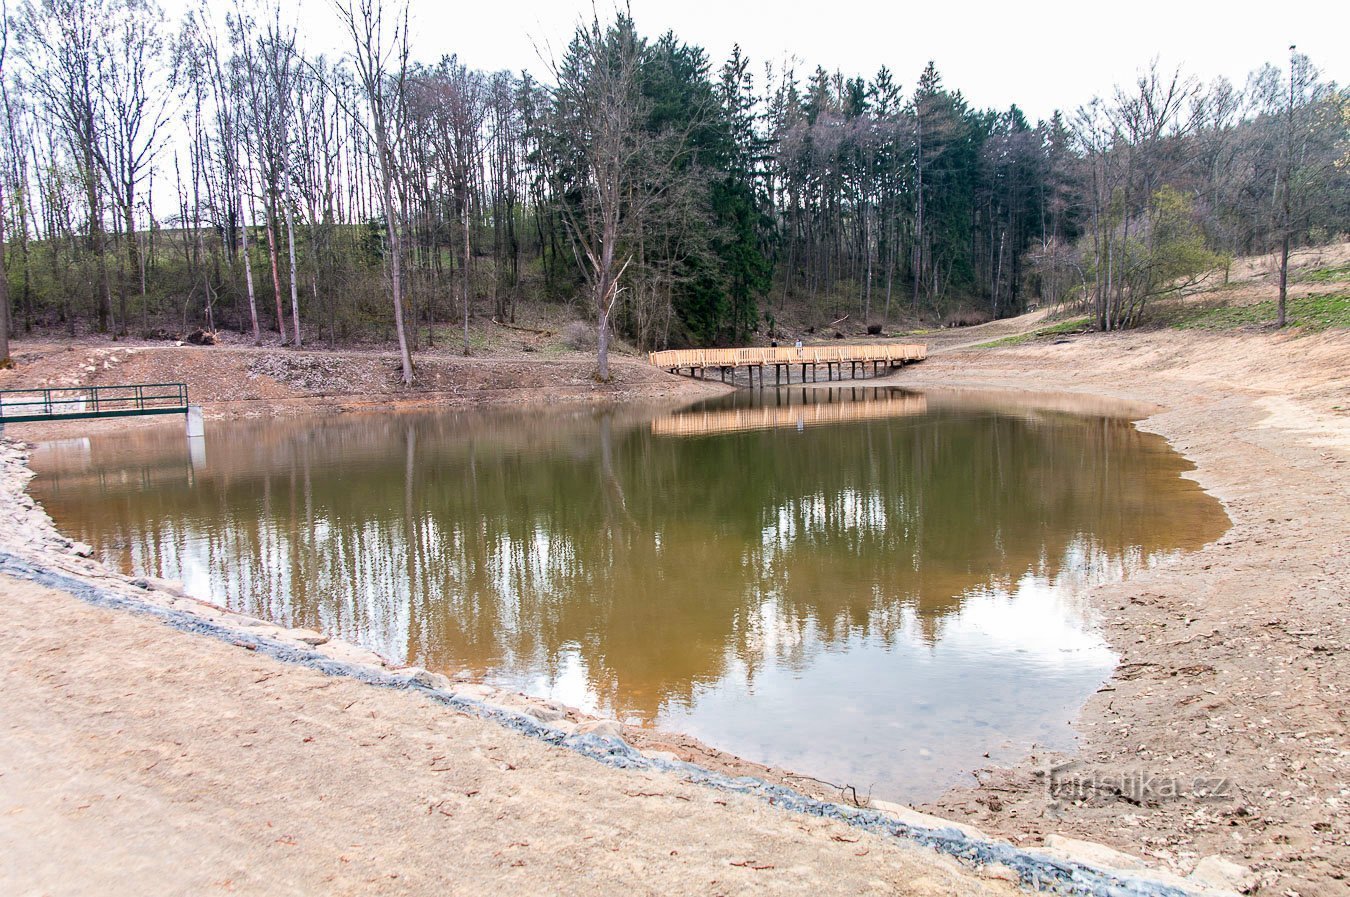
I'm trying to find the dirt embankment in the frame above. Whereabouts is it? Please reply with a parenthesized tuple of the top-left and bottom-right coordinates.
(0, 572, 1021, 897)
(902, 328, 1349, 896)
(0, 338, 732, 439)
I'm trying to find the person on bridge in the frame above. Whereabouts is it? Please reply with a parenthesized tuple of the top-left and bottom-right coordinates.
(794, 338, 803, 357)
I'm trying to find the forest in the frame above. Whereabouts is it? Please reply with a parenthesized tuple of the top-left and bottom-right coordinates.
(0, 0, 1346, 377)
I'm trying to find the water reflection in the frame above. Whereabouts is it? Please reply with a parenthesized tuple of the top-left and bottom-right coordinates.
(29, 387, 1228, 801)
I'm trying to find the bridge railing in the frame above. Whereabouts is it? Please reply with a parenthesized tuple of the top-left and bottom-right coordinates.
(648, 344, 926, 369)
(652, 392, 929, 437)
(0, 383, 189, 424)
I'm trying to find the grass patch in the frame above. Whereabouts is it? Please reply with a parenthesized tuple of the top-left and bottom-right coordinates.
(977, 317, 1092, 348)
(1298, 263, 1350, 284)
(1168, 292, 1349, 332)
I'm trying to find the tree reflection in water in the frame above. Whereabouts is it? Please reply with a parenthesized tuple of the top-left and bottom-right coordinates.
(31, 387, 1228, 800)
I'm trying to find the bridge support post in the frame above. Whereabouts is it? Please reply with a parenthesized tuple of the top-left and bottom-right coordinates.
(186, 405, 205, 439)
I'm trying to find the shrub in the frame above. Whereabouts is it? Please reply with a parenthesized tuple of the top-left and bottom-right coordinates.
(563, 321, 596, 351)
(943, 308, 993, 328)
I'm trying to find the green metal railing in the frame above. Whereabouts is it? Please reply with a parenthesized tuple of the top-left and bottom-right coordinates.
(0, 383, 189, 424)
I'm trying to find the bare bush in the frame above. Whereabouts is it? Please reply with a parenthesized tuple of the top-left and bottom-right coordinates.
(563, 321, 597, 351)
(942, 309, 993, 328)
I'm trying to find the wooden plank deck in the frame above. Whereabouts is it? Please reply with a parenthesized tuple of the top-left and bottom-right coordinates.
(649, 343, 926, 386)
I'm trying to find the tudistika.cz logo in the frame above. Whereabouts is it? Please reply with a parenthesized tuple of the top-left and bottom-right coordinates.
(1045, 759, 1235, 806)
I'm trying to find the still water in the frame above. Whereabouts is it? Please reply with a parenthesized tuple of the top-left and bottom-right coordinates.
(29, 387, 1228, 802)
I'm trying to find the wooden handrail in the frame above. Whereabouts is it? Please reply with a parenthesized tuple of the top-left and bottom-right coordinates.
(648, 344, 926, 369)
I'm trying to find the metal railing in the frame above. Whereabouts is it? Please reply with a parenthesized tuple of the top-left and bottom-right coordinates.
(0, 383, 189, 424)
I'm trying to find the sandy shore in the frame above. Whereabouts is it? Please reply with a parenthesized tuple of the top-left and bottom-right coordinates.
(904, 327, 1349, 896)
(1, 323, 1346, 895)
(1, 568, 1029, 897)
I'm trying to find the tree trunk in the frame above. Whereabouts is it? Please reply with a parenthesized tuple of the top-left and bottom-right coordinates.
(461, 198, 470, 354)
(284, 197, 302, 347)
(239, 188, 261, 344)
(265, 201, 286, 340)
(596, 295, 611, 381)
(0, 177, 10, 368)
(1277, 233, 1290, 328)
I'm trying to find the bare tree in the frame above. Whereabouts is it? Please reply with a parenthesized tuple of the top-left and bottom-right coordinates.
(16, 0, 114, 332)
(548, 16, 650, 381)
(333, 0, 413, 384)
(192, 5, 260, 342)
(91, 0, 176, 335)
(0, 5, 10, 367)
(1256, 48, 1336, 328)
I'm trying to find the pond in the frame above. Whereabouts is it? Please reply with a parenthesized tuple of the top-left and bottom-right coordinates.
(28, 386, 1229, 802)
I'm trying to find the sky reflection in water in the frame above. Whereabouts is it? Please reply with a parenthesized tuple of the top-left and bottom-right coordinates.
(30, 387, 1228, 801)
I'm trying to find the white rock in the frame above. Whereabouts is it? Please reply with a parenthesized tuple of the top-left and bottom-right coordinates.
(395, 667, 452, 690)
(869, 800, 989, 841)
(978, 863, 1021, 884)
(318, 641, 387, 668)
(523, 704, 567, 723)
(575, 719, 623, 740)
(451, 683, 496, 700)
(1041, 834, 1150, 872)
(1189, 855, 1255, 893)
(541, 719, 579, 738)
(641, 749, 681, 764)
(289, 628, 330, 647)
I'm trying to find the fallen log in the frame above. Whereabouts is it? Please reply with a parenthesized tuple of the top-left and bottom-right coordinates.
(491, 318, 555, 337)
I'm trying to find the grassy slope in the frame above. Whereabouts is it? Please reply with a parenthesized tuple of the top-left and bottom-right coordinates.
(972, 245, 1350, 348)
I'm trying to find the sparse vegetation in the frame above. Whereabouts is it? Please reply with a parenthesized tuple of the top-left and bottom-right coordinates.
(1164, 293, 1350, 332)
(977, 317, 1092, 347)
(1298, 263, 1350, 284)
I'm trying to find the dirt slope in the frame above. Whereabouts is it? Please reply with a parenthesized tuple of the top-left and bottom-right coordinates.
(0, 573, 1011, 897)
(0, 339, 730, 437)
(898, 328, 1348, 896)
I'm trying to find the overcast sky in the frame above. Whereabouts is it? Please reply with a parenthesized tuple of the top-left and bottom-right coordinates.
(182, 0, 1348, 121)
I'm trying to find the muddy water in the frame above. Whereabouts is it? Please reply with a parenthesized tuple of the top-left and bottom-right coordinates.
(29, 387, 1228, 802)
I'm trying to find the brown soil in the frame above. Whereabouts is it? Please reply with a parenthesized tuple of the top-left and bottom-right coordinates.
(0, 573, 1011, 897)
(0, 338, 731, 440)
(901, 327, 1349, 896)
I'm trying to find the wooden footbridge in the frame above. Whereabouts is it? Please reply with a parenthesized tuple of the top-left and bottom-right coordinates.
(648, 344, 926, 387)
